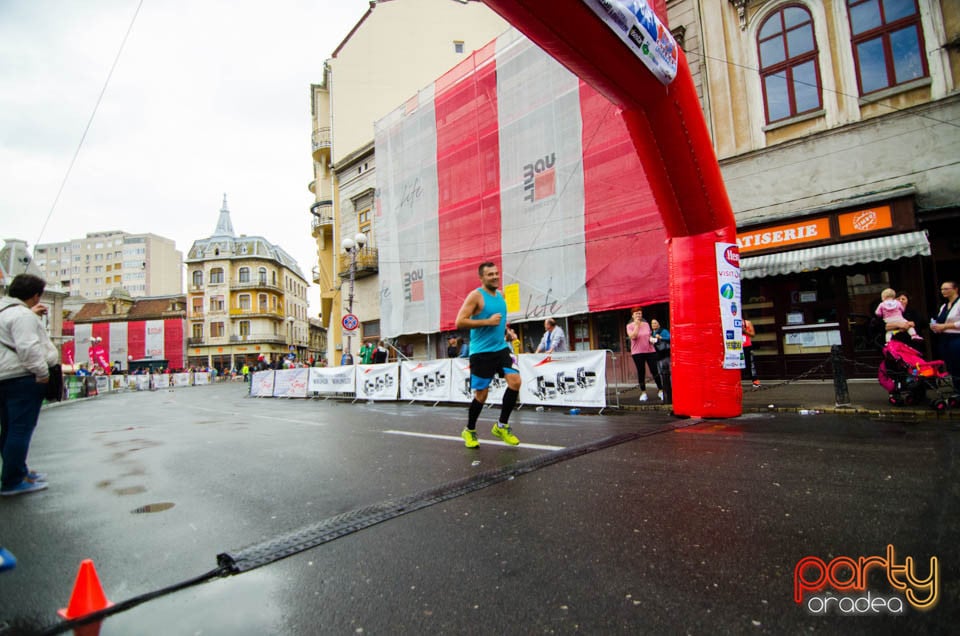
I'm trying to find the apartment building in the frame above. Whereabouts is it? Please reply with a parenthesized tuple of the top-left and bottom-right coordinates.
(34, 231, 182, 299)
(309, 0, 509, 365)
(688, 0, 959, 377)
(185, 197, 310, 371)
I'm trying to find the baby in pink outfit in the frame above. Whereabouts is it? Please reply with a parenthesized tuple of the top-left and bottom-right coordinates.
(875, 288, 922, 341)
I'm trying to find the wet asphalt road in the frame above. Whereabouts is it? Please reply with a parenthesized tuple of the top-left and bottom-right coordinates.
(1, 382, 958, 635)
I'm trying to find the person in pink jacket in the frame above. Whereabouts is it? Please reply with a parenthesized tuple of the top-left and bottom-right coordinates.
(626, 307, 663, 401)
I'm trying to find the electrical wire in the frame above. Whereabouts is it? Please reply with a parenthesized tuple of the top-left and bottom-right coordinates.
(33, 0, 145, 249)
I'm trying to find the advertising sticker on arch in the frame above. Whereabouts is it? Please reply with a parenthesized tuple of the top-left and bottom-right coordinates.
(716, 243, 744, 370)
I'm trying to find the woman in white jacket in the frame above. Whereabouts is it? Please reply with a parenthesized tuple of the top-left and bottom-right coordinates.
(0, 274, 59, 496)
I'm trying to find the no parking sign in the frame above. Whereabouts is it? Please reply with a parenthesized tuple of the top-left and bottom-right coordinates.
(342, 313, 359, 332)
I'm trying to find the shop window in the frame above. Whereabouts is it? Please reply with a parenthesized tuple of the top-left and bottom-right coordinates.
(758, 5, 821, 123)
(846, 267, 892, 353)
(595, 313, 624, 354)
(847, 0, 926, 95)
(570, 317, 591, 351)
(743, 281, 780, 357)
(362, 320, 380, 340)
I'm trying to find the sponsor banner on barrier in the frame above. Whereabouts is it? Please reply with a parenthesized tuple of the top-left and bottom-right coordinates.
(356, 363, 400, 401)
(448, 357, 506, 405)
(153, 374, 170, 389)
(172, 373, 192, 387)
(109, 375, 125, 391)
(400, 359, 451, 401)
(716, 242, 744, 370)
(250, 370, 275, 397)
(518, 350, 607, 407)
(194, 372, 211, 385)
(274, 368, 309, 398)
(95, 376, 110, 393)
(131, 375, 150, 391)
(308, 366, 356, 394)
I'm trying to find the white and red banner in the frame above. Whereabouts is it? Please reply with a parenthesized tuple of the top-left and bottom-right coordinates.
(448, 356, 507, 406)
(308, 366, 356, 394)
(399, 359, 451, 402)
(65, 319, 185, 370)
(273, 368, 309, 398)
(517, 350, 606, 407)
(250, 370, 276, 397)
(375, 28, 667, 337)
(355, 363, 400, 401)
(715, 243, 744, 370)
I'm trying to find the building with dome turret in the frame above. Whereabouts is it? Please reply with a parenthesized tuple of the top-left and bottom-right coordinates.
(185, 196, 311, 371)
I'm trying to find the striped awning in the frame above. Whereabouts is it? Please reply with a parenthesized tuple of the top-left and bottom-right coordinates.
(740, 230, 930, 280)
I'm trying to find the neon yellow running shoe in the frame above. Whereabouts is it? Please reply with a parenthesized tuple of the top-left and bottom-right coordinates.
(461, 428, 479, 448)
(491, 423, 519, 445)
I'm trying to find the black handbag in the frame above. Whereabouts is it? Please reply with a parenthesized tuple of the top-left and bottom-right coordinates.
(44, 364, 64, 402)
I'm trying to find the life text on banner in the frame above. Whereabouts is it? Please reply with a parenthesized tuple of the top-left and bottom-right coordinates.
(355, 363, 400, 401)
(517, 350, 607, 408)
(307, 366, 356, 394)
(250, 370, 275, 397)
(273, 368, 309, 398)
(399, 359, 452, 401)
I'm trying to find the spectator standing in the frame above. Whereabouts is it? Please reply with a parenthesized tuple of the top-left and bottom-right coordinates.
(446, 336, 459, 358)
(535, 318, 567, 353)
(626, 307, 662, 402)
(0, 274, 59, 496)
(650, 319, 671, 402)
(930, 280, 960, 392)
(359, 341, 375, 365)
(372, 341, 389, 364)
(742, 319, 760, 388)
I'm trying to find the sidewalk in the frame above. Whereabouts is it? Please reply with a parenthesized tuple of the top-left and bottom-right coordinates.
(618, 379, 960, 418)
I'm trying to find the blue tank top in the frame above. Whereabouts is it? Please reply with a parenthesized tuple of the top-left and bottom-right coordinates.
(470, 287, 509, 354)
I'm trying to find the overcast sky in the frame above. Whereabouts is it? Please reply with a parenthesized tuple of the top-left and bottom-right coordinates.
(0, 0, 370, 310)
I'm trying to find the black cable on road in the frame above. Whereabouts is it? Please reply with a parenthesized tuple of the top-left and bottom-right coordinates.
(40, 420, 698, 634)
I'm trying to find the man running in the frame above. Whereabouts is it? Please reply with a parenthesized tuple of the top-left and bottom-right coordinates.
(455, 261, 521, 448)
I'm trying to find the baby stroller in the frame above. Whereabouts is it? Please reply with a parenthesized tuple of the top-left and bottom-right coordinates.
(878, 339, 958, 411)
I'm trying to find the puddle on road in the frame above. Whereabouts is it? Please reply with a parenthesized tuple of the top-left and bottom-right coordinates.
(131, 502, 175, 514)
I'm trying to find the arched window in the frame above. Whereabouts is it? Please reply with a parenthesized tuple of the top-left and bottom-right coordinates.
(758, 5, 821, 123)
(259, 267, 267, 285)
(258, 294, 268, 312)
(210, 268, 224, 284)
(192, 270, 203, 287)
(847, 0, 926, 95)
(238, 267, 250, 283)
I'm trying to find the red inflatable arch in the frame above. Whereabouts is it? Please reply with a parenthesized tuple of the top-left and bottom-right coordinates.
(481, 0, 742, 417)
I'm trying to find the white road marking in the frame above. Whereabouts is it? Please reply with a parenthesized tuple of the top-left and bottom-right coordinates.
(384, 430, 564, 451)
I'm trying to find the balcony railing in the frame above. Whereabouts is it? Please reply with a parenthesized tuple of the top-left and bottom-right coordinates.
(228, 307, 285, 319)
(310, 200, 334, 231)
(230, 279, 282, 292)
(312, 266, 321, 284)
(187, 337, 204, 345)
(337, 247, 379, 279)
(312, 127, 331, 158)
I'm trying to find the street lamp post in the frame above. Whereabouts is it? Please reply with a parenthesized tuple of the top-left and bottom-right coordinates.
(341, 232, 367, 365)
(287, 316, 295, 365)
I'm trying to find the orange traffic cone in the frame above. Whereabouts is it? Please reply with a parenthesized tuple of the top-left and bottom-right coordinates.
(58, 559, 114, 619)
